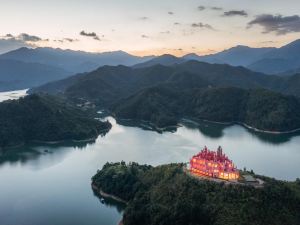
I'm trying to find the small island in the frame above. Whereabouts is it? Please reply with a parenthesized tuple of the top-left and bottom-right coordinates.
(92, 160, 300, 225)
(0, 94, 111, 149)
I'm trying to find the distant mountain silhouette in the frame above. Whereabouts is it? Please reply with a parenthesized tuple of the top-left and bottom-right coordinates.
(184, 46, 274, 67)
(133, 54, 186, 68)
(5, 39, 300, 92)
(0, 47, 154, 73)
(183, 39, 300, 74)
(3, 39, 300, 80)
(248, 39, 300, 74)
(0, 59, 70, 91)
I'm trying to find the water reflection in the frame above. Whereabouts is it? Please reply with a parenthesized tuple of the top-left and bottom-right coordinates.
(246, 129, 299, 145)
(180, 119, 226, 139)
(0, 140, 97, 167)
(180, 119, 300, 145)
(92, 189, 126, 214)
(116, 118, 178, 133)
(1, 116, 300, 225)
(115, 117, 300, 145)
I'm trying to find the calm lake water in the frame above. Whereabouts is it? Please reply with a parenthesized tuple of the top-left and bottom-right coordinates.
(1, 90, 300, 225)
(0, 89, 27, 102)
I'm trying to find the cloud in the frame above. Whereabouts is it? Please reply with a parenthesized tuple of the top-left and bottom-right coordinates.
(64, 38, 78, 42)
(211, 7, 223, 11)
(2, 33, 46, 42)
(191, 22, 214, 30)
(160, 31, 171, 34)
(80, 30, 97, 37)
(54, 38, 79, 43)
(260, 40, 277, 44)
(248, 14, 300, 35)
(168, 11, 174, 15)
(5, 34, 14, 38)
(223, 10, 248, 17)
(18, 33, 42, 42)
(0, 33, 49, 53)
(198, 6, 223, 11)
(80, 30, 101, 41)
(198, 6, 205, 11)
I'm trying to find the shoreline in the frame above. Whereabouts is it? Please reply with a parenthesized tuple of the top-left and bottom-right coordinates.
(91, 183, 126, 225)
(181, 118, 300, 135)
(0, 139, 95, 151)
(91, 183, 128, 204)
(0, 126, 111, 150)
(115, 116, 300, 135)
(32, 137, 97, 144)
(0, 134, 104, 151)
(116, 118, 179, 132)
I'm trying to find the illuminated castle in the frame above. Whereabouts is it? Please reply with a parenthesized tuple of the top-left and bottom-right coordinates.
(190, 146, 239, 181)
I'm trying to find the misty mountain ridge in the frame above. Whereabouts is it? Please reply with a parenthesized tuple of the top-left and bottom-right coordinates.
(132, 39, 300, 75)
(133, 54, 186, 68)
(0, 47, 154, 73)
(1, 38, 300, 75)
(0, 59, 71, 91)
(2, 38, 300, 92)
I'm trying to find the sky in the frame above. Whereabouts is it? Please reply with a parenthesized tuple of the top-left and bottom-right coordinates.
(0, 0, 300, 56)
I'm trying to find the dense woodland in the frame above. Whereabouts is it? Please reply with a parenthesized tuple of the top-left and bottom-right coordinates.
(0, 94, 111, 148)
(113, 86, 300, 132)
(92, 162, 300, 225)
(29, 61, 300, 131)
(30, 61, 300, 101)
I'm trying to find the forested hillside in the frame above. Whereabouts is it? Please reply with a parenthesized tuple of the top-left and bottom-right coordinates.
(30, 61, 300, 101)
(92, 162, 300, 225)
(0, 94, 111, 148)
(113, 87, 300, 132)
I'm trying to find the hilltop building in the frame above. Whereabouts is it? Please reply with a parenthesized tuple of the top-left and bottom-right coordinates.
(190, 146, 239, 181)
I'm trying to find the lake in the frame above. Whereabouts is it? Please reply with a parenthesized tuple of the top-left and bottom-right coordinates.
(0, 89, 27, 102)
(0, 91, 300, 225)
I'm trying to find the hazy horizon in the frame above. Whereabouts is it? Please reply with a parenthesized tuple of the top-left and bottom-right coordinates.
(1, 0, 300, 56)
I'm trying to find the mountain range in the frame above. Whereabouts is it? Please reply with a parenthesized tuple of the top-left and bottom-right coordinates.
(0, 59, 71, 91)
(184, 39, 300, 74)
(1, 38, 300, 92)
(29, 60, 300, 132)
(0, 47, 154, 73)
(0, 47, 153, 91)
(129, 39, 300, 75)
(30, 60, 300, 100)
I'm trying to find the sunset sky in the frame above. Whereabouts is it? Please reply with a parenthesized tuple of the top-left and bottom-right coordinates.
(0, 0, 300, 56)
